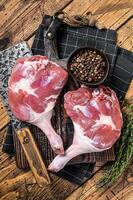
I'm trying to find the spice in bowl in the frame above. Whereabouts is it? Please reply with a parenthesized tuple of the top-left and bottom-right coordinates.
(68, 48, 109, 85)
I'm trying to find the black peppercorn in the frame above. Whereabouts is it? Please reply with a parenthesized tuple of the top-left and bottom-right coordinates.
(69, 49, 106, 83)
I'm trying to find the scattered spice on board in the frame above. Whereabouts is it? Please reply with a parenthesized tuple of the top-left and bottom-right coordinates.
(69, 49, 106, 83)
(98, 98, 133, 187)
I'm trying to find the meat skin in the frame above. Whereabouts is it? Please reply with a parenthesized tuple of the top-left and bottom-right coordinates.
(48, 85, 123, 172)
(8, 55, 68, 155)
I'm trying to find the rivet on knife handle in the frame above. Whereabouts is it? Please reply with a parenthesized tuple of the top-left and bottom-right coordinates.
(17, 128, 51, 187)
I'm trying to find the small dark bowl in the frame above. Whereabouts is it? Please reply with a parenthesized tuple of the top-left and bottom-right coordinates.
(67, 47, 110, 87)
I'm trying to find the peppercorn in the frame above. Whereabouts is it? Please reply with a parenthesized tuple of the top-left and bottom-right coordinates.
(69, 49, 106, 83)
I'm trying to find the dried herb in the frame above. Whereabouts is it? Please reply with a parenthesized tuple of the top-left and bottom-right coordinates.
(98, 98, 133, 187)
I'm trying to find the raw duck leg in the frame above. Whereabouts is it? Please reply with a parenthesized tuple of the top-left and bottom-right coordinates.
(8, 55, 68, 155)
(48, 86, 123, 172)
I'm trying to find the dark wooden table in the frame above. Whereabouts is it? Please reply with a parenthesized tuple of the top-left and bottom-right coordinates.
(0, 1, 133, 199)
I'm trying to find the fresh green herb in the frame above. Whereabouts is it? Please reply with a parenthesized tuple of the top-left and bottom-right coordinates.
(98, 99, 133, 187)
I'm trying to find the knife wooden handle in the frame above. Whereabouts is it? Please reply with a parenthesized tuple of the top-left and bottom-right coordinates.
(17, 128, 51, 187)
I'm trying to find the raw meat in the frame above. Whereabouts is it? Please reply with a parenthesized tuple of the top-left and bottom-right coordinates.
(48, 85, 123, 172)
(8, 55, 68, 155)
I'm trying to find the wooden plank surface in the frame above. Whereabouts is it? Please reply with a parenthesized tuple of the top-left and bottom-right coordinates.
(64, 0, 133, 30)
(0, 0, 133, 200)
(95, 0, 133, 28)
(117, 18, 133, 46)
(66, 161, 133, 200)
(0, 98, 10, 130)
(0, 0, 73, 46)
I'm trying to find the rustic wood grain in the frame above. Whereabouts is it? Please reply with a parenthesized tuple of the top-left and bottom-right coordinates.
(0, 0, 41, 33)
(17, 128, 51, 187)
(27, 35, 35, 49)
(0, 151, 14, 170)
(0, 98, 10, 130)
(66, 0, 133, 30)
(0, 191, 19, 200)
(0, 127, 7, 146)
(64, 0, 96, 15)
(126, 80, 133, 99)
(0, 0, 73, 47)
(0, 0, 42, 48)
(117, 18, 133, 46)
(0, 162, 17, 182)
(110, 10, 133, 30)
(83, 0, 121, 19)
(0, 171, 36, 198)
(66, 161, 133, 200)
(119, 33, 133, 50)
(96, 0, 133, 28)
